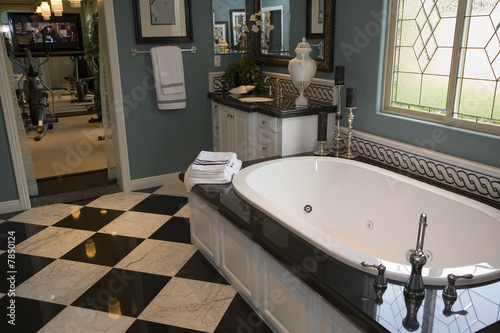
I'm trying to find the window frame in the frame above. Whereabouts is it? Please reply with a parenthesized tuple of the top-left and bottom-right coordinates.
(383, 0, 500, 136)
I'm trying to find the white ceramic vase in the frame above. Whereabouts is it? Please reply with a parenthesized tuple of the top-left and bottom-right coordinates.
(288, 38, 317, 106)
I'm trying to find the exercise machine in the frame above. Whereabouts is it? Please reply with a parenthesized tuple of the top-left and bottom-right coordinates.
(7, 26, 58, 141)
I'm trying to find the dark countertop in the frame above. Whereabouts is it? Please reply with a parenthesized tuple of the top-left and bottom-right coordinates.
(207, 91, 337, 118)
(186, 155, 500, 333)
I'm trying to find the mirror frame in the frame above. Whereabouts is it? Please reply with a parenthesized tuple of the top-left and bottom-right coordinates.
(254, 0, 334, 72)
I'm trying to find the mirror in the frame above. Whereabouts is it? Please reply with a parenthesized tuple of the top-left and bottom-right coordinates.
(212, 0, 334, 72)
(256, 0, 334, 71)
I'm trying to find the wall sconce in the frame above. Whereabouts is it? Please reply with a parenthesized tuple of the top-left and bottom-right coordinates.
(40, 2, 51, 20)
(51, 0, 63, 16)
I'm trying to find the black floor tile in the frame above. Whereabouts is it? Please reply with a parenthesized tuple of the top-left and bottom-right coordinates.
(0, 211, 23, 220)
(149, 216, 191, 244)
(36, 169, 116, 196)
(176, 251, 229, 285)
(61, 233, 143, 266)
(126, 319, 205, 333)
(0, 253, 55, 294)
(54, 207, 124, 231)
(72, 268, 171, 317)
(0, 221, 46, 251)
(134, 186, 162, 194)
(130, 195, 188, 216)
(0, 296, 66, 332)
(215, 294, 274, 333)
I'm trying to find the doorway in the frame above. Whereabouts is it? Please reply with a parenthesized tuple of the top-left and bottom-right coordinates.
(0, 0, 125, 207)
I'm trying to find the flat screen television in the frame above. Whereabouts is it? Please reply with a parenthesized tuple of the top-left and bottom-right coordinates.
(7, 12, 85, 57)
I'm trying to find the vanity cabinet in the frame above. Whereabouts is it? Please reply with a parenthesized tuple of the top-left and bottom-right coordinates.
(212, 101, 334, 160)
(188, 192, 361, 333)
(212, 102, 257, 161)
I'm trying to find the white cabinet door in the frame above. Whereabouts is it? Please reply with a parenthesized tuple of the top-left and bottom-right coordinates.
(218, 216, 258, 303)
(212, 103, 221, 151)
(259, 251, 314, 333)
(188, 193, 219, 265)
(218, 104, 235, 153)
(257, 128, 278, 158)
(233, 109, 255, 160)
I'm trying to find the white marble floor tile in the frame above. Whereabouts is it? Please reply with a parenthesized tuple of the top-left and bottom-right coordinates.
(139, 277, 236, 332)
(16, 259, 110, 305)
(8, 203, 82, 226)
(154, 181, 188, 197)
(174, 203, 190, 218)
(115, 239, 196, 276)
(86, 192, 150, 211)
(0, 293, 4, 299)
(98, 211, 169, 238)
(38, 305, 135, 333)
(16, 226, 94, 258)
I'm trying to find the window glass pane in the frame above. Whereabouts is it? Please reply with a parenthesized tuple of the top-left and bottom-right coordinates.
(425, 48, 453, 75)
(457, 79, 496, 120)
(400, 0, 421, 19)
(400, 20, 419, 46)
(466, 16, 494, 47)
(434, 18, 456, 46)
(471, 0, 497, 15)
(394, 72, 422, 105)
(398, 46, 421, 72)
(421, 74, 449, 109)
(463, 49, 497, 80)
(436, 0, 459, 17)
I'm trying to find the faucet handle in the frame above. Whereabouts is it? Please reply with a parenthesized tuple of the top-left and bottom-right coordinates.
(442, 273, 474, 313)
(361, 261, 387, 289)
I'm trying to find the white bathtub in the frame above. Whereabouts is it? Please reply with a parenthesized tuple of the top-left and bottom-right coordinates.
(232, 156, 500, 286)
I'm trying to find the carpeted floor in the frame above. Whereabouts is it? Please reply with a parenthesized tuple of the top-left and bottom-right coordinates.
(28, 114, 107, 179)
(50, 88, 94, 115)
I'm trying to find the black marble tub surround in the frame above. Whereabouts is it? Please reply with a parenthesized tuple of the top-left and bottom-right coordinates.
(188, 158, 500, 333)
(208, 91, 337, 118)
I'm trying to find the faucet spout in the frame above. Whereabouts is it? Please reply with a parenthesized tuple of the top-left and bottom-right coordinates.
(415, 213, 427, 252)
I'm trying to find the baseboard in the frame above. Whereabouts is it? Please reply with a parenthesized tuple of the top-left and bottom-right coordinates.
(130, 172, 182, 191)
(0, 200, 23, 215)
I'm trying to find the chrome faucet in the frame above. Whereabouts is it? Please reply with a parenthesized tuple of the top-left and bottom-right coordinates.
(404, 213, 428, 301)
(275, 78, 283, 99)
(402, 213, 428, 331)
(264, 77, 272, 96)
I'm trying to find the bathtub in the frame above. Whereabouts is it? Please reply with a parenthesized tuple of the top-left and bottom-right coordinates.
(232, 156, 500, 286)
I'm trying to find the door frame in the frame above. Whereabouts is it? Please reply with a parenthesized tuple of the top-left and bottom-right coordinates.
(0, 0, 131, 210)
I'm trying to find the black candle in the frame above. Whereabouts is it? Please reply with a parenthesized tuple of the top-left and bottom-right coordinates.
(346, 87, 357, 108)
(317, 112, 328, 141)
(335, 66, 345, 86)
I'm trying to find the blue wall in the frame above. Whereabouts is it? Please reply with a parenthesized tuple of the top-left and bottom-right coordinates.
(0, 97, 19, 202)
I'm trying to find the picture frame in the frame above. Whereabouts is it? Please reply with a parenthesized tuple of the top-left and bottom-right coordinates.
(307, 0, 324, 39)
(214, 21, 228, 44)
(133, 0, 193, 44)
(230, 9, 245, 48)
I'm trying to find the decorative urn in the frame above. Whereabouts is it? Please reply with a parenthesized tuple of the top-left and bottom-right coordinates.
(288, 37, 317, 106)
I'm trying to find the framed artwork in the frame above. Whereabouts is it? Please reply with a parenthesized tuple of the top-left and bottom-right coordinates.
(230, 9, 245, 48)
(307, 0, 325, 39)
(133, 0, 193, 44)
(214, 21, 228, 44)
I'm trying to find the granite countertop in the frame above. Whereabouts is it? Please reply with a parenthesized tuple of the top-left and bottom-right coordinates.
(207, 91, 337, 118)
(186, 155, 500, 333)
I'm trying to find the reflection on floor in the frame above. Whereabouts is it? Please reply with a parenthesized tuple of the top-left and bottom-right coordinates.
(0, 181, 273, 332)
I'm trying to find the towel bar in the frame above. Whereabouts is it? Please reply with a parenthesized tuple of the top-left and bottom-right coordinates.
(130, 46, 197, 56)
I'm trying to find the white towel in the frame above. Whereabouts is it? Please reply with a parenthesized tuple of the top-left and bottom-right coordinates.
(184, 151, 242, 192)
(151, 46, 186, 110)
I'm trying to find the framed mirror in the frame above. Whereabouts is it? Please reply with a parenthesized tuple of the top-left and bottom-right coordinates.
(255, 0, 334, 71)
(212, 0, 254, 54)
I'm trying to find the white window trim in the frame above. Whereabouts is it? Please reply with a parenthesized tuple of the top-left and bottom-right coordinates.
(383, 0, 500, 136)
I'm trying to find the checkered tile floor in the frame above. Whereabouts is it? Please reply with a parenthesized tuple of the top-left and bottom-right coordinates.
(0, 182, 273, 332)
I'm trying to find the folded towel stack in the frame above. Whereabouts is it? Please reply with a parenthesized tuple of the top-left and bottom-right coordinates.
(184, 151, 242, 192)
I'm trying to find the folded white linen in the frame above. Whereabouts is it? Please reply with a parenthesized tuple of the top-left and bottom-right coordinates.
(151, 46, 186, 110)
(184, 151, 242, 192)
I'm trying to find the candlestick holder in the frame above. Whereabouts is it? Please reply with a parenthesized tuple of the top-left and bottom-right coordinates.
(330, 85, 345, 156)
(313, 141, 329, 156)
(341, 107, 358, 159)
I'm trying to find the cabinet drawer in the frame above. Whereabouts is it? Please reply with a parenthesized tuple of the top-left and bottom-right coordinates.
(257, 113, 278, 132)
